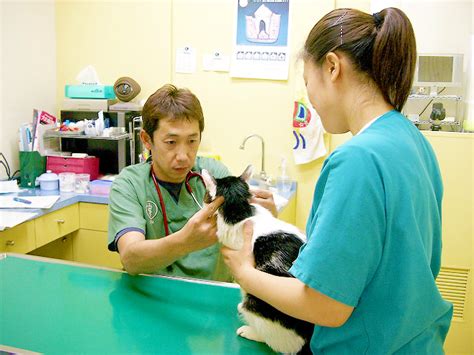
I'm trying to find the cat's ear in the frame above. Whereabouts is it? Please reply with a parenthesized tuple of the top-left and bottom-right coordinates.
(201, 169, 217, 199)
(240, 165, 253, 183)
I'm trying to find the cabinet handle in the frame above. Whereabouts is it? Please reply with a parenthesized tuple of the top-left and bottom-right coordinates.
(6, 240, 15, 246)
(55, 219, 65, 224)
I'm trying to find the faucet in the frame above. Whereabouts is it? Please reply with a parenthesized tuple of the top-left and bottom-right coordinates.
(239, 134, 266, 181)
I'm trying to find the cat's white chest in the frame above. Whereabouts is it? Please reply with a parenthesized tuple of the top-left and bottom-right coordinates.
(216, 204, 305, 250)
(216, 217, 247, 250)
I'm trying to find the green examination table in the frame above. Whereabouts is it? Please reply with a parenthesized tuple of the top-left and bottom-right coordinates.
(0, 253, 274, 354)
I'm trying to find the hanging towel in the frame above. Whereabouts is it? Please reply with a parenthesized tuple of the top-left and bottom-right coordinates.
(292, 97, 327, 165)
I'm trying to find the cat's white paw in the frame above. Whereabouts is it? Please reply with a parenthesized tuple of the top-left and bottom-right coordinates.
(236, 325, 264, 342)
(237, 302, 243, 313)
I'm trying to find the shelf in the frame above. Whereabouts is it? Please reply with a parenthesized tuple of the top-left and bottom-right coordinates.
(411, 120, 461, 126)
(44, 132, 131, 141)
(408, 94, 462, 101)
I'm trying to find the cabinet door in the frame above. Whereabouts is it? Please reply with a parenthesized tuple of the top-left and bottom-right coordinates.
(28, 234, 73, 261)
(72, 229, 122, 269)
(0, 220, 36, 253)
(79, 202, 108, 231)
(35, 204, 79, 248)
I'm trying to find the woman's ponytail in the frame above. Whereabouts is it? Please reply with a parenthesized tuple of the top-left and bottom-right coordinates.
(372, 8, 417, 111)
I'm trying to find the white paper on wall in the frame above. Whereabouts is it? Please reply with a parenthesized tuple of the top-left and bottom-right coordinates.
(176, 46, 197, 74)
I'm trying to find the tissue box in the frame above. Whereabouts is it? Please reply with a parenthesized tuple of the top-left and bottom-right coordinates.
(65, 85, 116, 99)
(47, 156, 100, 180)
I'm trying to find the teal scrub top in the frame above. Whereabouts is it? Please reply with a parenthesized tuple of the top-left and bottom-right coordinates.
(108, 157, 231, 281)
(290, 110, 453, 354)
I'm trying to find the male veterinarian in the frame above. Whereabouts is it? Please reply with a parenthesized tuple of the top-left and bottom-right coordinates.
(108, 84, 276, 281)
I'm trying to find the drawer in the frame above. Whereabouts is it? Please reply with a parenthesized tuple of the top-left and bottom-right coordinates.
(0, 220, 36, 253)
(35, 204, 79, 247)
(79, 202, 109, 231)
(47, 156, 99, 180)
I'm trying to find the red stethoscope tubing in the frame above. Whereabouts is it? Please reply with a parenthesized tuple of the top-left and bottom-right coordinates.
(150, 166, 205, 236)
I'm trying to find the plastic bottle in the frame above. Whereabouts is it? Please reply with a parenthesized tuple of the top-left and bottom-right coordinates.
(276, 156, 292, 196)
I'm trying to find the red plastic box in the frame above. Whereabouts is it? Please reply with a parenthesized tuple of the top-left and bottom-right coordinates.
(47, 156, 100, 180)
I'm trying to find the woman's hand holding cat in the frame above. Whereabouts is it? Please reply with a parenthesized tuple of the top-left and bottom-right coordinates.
(250, 189, 278, 217)
(221, 220, 256, 285)
(181, 196, 224, 251)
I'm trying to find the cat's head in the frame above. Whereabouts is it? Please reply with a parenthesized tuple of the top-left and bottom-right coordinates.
(201, 165, 255, 224)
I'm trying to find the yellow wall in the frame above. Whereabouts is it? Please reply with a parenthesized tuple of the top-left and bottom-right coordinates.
(56, 0, 172, 109)
(55, 0, 335, 230)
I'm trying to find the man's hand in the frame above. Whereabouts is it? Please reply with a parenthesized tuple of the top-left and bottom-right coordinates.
(180, 196, 224, 251)
(221, 220, 256, 284)
(250, 188, 277, 217)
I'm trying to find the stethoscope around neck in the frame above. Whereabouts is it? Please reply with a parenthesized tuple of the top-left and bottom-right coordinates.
(150, 165, 204, 236)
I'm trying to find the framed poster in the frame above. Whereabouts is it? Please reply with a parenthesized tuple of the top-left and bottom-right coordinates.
(230, 0, 290, 80)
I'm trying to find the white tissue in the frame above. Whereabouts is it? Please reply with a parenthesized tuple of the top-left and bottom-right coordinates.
(76, 65, 101, 85)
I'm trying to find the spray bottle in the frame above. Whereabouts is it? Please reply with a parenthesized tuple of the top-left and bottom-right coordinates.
(276, 156, 292, 196)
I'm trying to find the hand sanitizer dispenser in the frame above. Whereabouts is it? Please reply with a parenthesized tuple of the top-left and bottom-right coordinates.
(276, 156, 292, 196)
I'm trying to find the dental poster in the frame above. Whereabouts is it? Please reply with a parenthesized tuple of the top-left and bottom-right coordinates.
(230, 0, 290, 80)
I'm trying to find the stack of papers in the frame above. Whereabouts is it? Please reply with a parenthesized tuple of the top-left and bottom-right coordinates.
(0, 195, 60, 209)
(0, 181, 20, 194)
(0, 211, 38, 231)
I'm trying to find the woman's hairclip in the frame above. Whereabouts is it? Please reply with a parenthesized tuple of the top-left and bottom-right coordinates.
(334, 11, 348, 45)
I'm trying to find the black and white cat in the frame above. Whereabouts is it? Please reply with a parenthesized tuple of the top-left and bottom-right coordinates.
(201, 165, 313, 354)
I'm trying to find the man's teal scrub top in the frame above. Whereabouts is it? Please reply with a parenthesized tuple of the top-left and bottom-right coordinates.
(108, 156, 231, 281)
(290, 110, 453, 354)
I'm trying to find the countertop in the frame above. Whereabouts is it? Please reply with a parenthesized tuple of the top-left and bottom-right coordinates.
(1, 188, 109, 223)
(1, 180, 297, 225)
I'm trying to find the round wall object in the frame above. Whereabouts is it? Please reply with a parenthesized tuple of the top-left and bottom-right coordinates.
(113, 76, 141, 102)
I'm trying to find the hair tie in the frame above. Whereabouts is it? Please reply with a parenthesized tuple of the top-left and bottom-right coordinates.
(372, 12, 383, 29)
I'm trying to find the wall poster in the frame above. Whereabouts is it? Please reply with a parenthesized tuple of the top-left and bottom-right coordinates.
(230, 0, 290, 80)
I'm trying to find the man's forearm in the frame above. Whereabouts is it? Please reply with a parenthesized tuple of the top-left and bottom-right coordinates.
(119, 230, 192, 275)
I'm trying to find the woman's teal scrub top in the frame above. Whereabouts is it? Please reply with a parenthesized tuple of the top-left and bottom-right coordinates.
(290, 110, 453, 354)
(108, 157, 231, 281)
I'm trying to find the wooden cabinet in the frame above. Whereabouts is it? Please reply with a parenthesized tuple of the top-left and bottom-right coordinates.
(72, 229, 121, 269)
(29, 235, 73, 261)
(421, 132, 473, 355)
(0, 220, 36, 253)
(78, 202, 108, 231)
(0, 202, 121, 270)
(34, 204, 79, 248)
(71, 202, 122, 269)
(328, 131, 473, 355)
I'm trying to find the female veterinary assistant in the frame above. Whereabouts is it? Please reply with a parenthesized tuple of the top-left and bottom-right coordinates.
(108, 84, 230, 281)
(222, 7, 453, 354)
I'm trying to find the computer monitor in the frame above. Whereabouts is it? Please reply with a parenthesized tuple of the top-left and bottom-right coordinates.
(413, 53, 463, 94)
